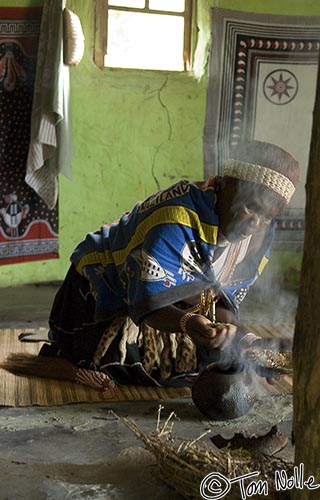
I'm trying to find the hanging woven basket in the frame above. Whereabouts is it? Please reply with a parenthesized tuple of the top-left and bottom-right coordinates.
(63, 8, 85, 66)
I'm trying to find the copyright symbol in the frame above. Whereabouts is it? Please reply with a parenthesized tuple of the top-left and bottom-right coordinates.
(200, 472, 231, 499)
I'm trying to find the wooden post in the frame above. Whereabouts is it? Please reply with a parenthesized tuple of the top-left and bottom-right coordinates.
(292, 53, 320, 498)
(94, 0, 107, 70)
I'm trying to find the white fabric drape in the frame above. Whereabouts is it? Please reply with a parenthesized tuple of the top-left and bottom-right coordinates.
(26, 0, 72, 209)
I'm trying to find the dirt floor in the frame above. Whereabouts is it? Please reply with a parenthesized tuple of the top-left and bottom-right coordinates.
(0, 283, 297, 500)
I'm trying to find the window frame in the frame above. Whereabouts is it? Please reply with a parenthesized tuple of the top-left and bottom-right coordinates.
(94, 0, 193, 71)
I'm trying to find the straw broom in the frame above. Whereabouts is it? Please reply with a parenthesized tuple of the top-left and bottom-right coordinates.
(0, 353, 116, 391)
(0, 353, 78, 380)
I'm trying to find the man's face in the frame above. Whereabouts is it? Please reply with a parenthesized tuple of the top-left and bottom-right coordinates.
(217, 179, 283, 242)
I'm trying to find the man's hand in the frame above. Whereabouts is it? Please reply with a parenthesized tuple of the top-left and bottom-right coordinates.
(185, 314, 237, 351)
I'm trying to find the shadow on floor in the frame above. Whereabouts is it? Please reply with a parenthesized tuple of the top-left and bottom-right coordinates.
(0, 284, 296, 500)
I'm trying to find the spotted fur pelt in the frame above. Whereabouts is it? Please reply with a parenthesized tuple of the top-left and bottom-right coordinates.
(93, 316, 197, 379)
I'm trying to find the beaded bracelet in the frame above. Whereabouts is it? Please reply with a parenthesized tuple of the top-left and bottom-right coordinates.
(237, 332, 261, 351)
(179, 312, 197, 334)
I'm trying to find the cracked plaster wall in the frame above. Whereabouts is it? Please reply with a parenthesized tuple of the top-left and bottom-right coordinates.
(1, 0, 319, 287)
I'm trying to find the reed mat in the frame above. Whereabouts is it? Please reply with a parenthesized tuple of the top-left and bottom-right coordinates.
(0, 329, 191, 407)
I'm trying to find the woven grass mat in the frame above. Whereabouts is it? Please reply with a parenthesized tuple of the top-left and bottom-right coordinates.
(0, 329, 191, 407)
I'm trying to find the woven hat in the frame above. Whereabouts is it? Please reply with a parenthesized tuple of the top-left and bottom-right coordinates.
(223, 141, 300, 204)
(63, 8, 85, 66)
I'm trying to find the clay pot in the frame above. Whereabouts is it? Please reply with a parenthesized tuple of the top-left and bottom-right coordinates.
(191, 361, 258, 420)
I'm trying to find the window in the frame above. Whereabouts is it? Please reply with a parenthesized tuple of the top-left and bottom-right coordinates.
(94, 0, 193, 71)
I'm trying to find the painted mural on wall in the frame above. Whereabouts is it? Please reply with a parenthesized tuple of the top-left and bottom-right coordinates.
(0, 7, 59, 265)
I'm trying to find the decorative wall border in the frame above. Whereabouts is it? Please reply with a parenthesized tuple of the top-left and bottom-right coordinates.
(204, 9, 320, 250)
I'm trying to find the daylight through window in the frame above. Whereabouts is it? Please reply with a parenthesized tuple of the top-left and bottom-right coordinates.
(94, 0, 192, 71)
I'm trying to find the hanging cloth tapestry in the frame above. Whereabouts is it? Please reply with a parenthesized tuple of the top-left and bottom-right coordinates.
(204, 9, 320, 250)
(0, 7, 59, 265)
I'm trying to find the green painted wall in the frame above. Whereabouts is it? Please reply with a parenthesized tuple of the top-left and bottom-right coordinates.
(1, 0, 318, 287)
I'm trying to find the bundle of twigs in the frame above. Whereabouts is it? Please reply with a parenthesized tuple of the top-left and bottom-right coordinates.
(111, 407, 293, 500)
